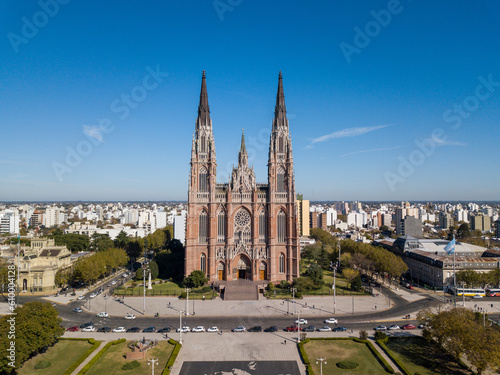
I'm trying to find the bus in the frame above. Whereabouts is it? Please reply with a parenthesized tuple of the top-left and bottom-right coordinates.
(486, 288, 500, 297)
(453, 288, 486, 297)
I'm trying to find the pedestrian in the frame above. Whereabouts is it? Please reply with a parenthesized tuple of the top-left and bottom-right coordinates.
(284, 340, 286, 345)
(375, 305, 377, 310)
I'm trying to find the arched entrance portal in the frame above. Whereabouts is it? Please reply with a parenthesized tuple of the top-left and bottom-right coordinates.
(259, 262, 267, 280)
(217, 262, 224, 280)
(234, 254, 251, 280)
(22, 279, 27, 291)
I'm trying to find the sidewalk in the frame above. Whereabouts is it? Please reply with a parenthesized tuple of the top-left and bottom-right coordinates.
(71, 340, 108, 375)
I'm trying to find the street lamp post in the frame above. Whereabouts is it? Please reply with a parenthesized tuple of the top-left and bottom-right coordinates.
(296, 310, 302, 343)
(290, 287, 297, 316)
(148, 358, 158, 375)
(316, 357, 327, 375)
(185, 287, 191, 316)
(333, 267, 336, 314)
(143, 239, 148, 315)
(179, 309, 184, 344)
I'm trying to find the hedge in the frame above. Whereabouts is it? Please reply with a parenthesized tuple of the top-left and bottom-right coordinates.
(297, 339, 314, 375)
(376, 339, 411, 375)
(78, 338, 126, 374)
(162, 339, 182, 375)
(62, 338, 101, 375)
(364, 340, 395, 374)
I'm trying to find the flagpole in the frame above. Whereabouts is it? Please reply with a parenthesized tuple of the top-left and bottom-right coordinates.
(453, 245, 456, 308)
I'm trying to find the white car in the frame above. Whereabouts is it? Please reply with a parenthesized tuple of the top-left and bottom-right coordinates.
(232, 326, 246, 332)
(324, 318, 338, 324)
(89, 293, 97, 298)
(317, 326, 332, 332)
(207, 326, 219, 333)
(472, 294, 483, 299)
(124, 314, 136, 320)
(176, 326, 190, 333)
(111, 280, 117, 285)
(81, 326, 95, 332)
(192, 326, 206, 332)
(113, 327, 126, 333)
(388, 325, 400, 330)
(77, 295, 85, 300)
(97, 312, 108, 318)
(294, 318, 308, 325)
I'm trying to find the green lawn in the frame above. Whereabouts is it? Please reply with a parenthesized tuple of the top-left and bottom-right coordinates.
(85, 340, 175, 375)
(385, 336, 473, 375)
(115, 280, 217, 298)
(18, 339, 94, 375)
(303, 339, 388, 374)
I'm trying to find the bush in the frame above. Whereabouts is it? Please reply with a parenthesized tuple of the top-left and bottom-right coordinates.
(34, 360, 51, 369)
(162, 339, 182, 375)
(375, 331, 387, 341)
(122, 360, 141, 370)
(359, 330, 368, 340)
(337, 360, 359, 369)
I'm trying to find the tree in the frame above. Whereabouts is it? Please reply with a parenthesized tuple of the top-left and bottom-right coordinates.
(54, 233, 89, 252)
(0, 301, 64, 373)
(305, 263, 323, 285)
(456, 223, 470, 239)
(342, 268, 359, 288)
(90, 233, 114, 252)
(114, 230, 130, 249)
(351, 275, 362, 291)
(183, 270, 207, 288)
(126, 240, 143, 260)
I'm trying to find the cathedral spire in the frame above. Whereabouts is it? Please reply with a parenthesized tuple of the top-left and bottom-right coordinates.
(197, 70, 210, 127)
(238, 130, 248, 166)
(273, 71, 287, 129)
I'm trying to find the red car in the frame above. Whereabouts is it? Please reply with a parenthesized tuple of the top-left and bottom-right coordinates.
(285, 325, 301, 332)
(66, 326, 79, 332)
(402, 324, 416, 330)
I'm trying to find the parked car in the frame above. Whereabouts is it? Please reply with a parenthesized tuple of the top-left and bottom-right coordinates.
(98, 327, 111, 333)
(158, 327, 171, 333)
(263, 326, 278, 332)
(417, 324, 426, 329)
(302, 325, 316, 332)
(73, 308, 83, 313)
(124, 314, 136, 320)
(318, 326, 332, 332)
(81, 326, 95, 332)
(126, 327, 141, 333)
(96, 312, 108, 318)
(80, 322, 94, 328)
(388, 325, 400, 330)
(248, 326, 262, 332)
(324, 318, 338, 324)
(77, 295, 85, 300)
(285, 325, 300, 332)
(207, 327, 219, 333)
(192, 326, 206, 332)
(143, 327, 156, 333)
(294, 318, 308, 325)
(374, 325, 387, 331)
(113, 327, 126, 333)
(176, 326, 190, 333)
(333, 326, 347, 332)
(66, 326, 79, 332)
(232, 326, 246, 332)
(402, 324, 416, 330)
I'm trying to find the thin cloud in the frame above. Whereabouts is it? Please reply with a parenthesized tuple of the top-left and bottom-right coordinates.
(308, 124, 392, 149)
(340, 146, 402, 157)
(83, 125, 104, 142)
(435, 140, 467, 146)
(0, 159, 40, 167)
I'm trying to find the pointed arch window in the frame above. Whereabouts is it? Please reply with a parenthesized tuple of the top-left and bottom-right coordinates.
(278, 135, 285, 154)
(277, 210, 286, 243)
(217, 210, 226, 242)
(200, 134, 206, 153)
(199, 210, 208, 244)
(259, 210, 266, 243)
(199, 167, 208, 192)
(279, 253, 285, 273)
(200, 253, 206, 274)
(277, 167, 286, 192)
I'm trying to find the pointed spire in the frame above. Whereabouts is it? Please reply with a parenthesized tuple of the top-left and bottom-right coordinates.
(197, 70, 210, 127)
(238, 129, 248, 166)
(274, 71, 287, 129)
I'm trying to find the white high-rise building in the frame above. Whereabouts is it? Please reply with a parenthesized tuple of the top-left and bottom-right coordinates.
(173, 210, 187, 244)
(0, 211, 20, 234)
(325, 208, 337, 226)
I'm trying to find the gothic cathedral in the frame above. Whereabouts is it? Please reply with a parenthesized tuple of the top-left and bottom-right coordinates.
(185, 72, 300, 283)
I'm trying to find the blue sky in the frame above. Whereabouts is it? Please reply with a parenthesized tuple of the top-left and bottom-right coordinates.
(1, 1, 499, 202)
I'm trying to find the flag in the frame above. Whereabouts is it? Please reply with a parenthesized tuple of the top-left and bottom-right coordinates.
(444, 237, 455, 255)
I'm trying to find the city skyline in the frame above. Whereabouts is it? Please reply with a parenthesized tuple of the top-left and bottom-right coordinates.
(1, 1, 499, 202)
